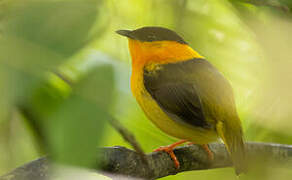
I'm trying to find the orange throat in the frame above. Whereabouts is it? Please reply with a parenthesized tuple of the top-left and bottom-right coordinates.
(128, 39, 203, 70)
(128, 39, 203, 97)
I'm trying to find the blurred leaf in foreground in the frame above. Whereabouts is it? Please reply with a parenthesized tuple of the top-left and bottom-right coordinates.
(20, 51, 115, 168)
(0, 0, 102, 73)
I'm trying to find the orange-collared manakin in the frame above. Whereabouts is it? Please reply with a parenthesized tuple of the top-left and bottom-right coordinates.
(116, 26, 246, 175)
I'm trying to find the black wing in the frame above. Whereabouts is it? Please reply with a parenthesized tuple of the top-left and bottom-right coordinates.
(143, 58, 235, 129)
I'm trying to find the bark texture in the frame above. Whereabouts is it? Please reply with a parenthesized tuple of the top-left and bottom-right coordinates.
(1, 142, 292, 179)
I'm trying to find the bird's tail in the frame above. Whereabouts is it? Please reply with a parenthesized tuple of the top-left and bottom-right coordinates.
(216, 119, 247, 175)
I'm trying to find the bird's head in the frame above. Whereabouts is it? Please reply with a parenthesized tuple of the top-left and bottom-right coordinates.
(116, 26, 202, 65)
(116, 26, 187, 44)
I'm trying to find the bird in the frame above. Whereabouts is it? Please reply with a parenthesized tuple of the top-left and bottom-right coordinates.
(116, 26, 246, 175)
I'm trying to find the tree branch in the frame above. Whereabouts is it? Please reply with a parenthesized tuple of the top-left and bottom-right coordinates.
(108, 117, 147, 164)
(108, 117, 153, 178)
(1, 142, 292, 180)
(235, 0, 290, 12)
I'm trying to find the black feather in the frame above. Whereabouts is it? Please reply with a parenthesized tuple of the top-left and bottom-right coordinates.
(143, 58, 216, 129)
(127, 26, 187, 44)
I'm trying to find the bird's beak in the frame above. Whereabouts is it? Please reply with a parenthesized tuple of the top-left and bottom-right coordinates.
(116, 30, 132, 38)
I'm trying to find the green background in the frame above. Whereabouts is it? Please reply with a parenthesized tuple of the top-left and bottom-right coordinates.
(1, 0, 292, 179)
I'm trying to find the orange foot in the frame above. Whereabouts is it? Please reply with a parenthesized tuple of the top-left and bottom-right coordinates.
(187, 142, 214, 160)
(202, 144, 214, 160)
(154, 140, 187, 169)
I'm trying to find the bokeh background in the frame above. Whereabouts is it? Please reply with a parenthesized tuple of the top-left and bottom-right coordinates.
(1, 0, 292, 179)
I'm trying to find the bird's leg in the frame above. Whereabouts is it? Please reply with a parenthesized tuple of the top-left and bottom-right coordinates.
(187, 142, 214, 160)
(202, 144, 214, 160)
(153, 139, 188, 169)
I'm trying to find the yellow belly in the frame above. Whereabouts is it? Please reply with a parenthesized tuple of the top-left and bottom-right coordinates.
(131, 71, 218, 144)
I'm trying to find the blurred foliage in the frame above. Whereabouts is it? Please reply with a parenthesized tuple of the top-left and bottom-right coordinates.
(0, 0, 114, 173)
(1, 0, 292, 179)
